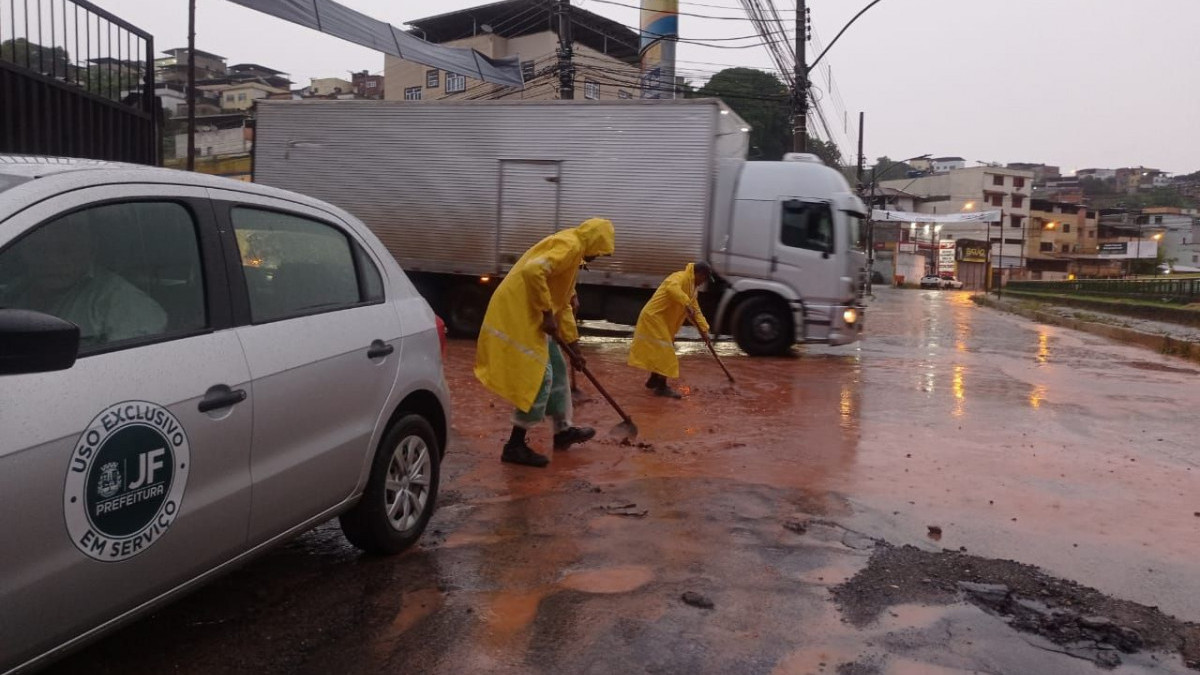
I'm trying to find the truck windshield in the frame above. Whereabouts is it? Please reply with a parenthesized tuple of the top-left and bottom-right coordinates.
(845, 213, 866, 251)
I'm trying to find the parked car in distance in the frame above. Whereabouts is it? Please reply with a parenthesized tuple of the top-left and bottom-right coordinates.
(0, 156, 451, 675)
(920, 274, 944, 289)
(940, 276, 965, 290)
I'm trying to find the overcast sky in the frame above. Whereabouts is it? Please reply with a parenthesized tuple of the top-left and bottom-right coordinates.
(95, 0, 1199, 174)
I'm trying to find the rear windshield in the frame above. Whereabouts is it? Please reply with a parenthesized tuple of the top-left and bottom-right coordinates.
(0, 173, 32, 194)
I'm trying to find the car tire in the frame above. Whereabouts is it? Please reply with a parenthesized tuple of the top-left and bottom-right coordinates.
(732, 295, 794, 357)
(340, 414, 441, 555)
(445, 283, 491, 337)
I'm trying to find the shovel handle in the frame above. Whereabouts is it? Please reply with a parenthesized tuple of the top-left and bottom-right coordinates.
(692, 321, 736, 383)
(555, 337, 634, 424)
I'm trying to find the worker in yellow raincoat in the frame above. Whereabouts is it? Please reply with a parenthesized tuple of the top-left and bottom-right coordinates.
(475, 218, 616, 468)
(628, 262, 712, 399)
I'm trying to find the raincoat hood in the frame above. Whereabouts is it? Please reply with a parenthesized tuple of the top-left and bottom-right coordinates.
(574, 218, 615, 258)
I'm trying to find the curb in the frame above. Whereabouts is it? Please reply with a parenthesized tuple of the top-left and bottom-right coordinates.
(972, 294, 1200, 365)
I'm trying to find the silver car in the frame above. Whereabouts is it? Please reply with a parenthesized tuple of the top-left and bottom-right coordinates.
(0, 157, 450, 674)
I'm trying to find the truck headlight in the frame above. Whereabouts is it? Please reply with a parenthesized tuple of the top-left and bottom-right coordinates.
(843, 308, 858, 325)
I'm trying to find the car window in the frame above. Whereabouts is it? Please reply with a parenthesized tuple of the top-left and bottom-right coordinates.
(0, 201, 205, 353)
(354, 242, 384, 303)
(232, 207, 370, 323)
(780, 200, 835, 253)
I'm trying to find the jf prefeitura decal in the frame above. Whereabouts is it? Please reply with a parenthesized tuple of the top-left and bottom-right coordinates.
(64, 401, 191, 562)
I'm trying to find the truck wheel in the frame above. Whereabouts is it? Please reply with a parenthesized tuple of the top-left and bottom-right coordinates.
(339, 414, 441, 555)
(445, 283, 491, 337)
(732, 296, 794, 356)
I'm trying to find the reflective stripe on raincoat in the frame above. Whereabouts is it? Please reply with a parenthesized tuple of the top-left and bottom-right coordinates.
(475, 218, 616, 412)
(628, 263, 710, 379)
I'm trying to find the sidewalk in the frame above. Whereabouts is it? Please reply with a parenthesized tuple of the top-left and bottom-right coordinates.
(973, 293, 1200, 363)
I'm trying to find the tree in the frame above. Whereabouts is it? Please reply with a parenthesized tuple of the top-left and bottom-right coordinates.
(698, 68, 790, 161)
(867, 156, 916, 184)
(696, 68, 843, 166)
(1, 38, 71, 77)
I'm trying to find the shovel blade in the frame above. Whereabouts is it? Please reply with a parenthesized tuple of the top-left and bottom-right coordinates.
(608, 420, 639, 442)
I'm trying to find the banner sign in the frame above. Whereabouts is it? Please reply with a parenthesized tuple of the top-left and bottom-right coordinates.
(950, 237, 988, 261)
(1100, 242, 1128, 255)
(872, 209, 1003, 224)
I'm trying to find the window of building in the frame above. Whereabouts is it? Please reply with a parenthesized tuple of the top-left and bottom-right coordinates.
(584, 80, 600, 100)
(1154, 215, 1163, 224)
(231, 208, 374, 324)
(1193, 254, 1199, 263)
(445, 72, 466, 94)
(1010, 215, 1023, 228)
(618, 90, 632, 99)
(1011, 195, 1024, 208)
(404, 86, 422, 101)
(426, 69, 439, 88)
(521, 60, 535, 82)
(1013, 177, 1026, 189)
(238, 93, 247, 102)
(1061, 244, 1070, 253)
(990, 194, 1003, 207)
(1062, 223, 1071, 233)
(1040, 242, 1054, 252)
(366, 80, 377, 89)
(992, 174, 1005, 186)
(0, 202, 205, 353)
(780, 200, 834, 253)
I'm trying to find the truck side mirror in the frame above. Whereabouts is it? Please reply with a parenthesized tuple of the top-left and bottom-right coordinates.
(0, 309, 80, 376)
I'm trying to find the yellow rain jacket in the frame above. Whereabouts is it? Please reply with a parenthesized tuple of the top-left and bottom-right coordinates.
(475, 218, 616, 411)
(628, 263, 710, 379)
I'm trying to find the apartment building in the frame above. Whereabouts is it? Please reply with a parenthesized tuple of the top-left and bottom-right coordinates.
(879, 166, 1036, 269)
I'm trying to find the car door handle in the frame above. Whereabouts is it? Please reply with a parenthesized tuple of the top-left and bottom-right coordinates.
(198, 385, 248, 413)
(367, 340, 395, 359)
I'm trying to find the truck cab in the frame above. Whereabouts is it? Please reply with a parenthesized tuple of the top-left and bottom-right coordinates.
(711, 153, 867, 355)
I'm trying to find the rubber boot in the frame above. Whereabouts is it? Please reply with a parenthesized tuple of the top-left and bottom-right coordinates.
(501, 427, 549, 468)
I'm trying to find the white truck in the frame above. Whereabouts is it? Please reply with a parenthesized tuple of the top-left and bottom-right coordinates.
(252, 98, 866, 355)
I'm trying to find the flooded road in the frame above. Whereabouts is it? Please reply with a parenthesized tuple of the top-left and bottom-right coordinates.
(51, 288, 1200, 674)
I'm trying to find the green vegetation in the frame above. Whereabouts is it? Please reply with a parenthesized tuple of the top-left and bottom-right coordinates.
(696, 68, 842, 167)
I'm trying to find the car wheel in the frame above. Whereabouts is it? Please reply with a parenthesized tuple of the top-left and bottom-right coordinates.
(445, 282, 492, 337)
(732, 295, 794, 357)
(340, 414, 441, 555)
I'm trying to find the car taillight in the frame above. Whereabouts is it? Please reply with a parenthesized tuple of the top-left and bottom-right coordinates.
(435, 316, 448, 361)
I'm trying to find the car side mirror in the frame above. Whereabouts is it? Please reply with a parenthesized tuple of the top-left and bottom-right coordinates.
(0, 309, 80, 376)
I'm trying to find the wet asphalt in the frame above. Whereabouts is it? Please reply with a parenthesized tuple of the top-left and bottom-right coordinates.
(48, 288, 1200, 675)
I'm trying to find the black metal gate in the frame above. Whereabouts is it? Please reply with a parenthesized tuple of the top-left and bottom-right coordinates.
(0, 0, 158, 164)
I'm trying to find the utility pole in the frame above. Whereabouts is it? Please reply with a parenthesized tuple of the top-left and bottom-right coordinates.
(186, 0, 196, 171)
(855, 112, 865, 187)
(792, 0, 808, 153)
(555, 0, 574, 100)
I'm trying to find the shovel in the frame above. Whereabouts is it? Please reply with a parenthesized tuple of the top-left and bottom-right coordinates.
(555, 337, 639, 441)
(690, 319, 735, 384)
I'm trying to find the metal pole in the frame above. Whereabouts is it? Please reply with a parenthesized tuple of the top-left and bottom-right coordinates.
(186, 0, 195, 171)
(555, 0, 573, 100)
(997, 216, 1004, 298)
(986, 218, 992, 294)
(1136, 221, 1142, 277)
(792, 0, 807, 153)
(855, 111, 865, 186)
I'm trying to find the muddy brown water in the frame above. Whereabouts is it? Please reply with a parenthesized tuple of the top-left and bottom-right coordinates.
(47, 289, 1200, 674)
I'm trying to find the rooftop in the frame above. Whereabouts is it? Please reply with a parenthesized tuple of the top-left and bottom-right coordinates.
(229, 63, 287, 75)
(161, 47, 226, 61)
(407, 0, 640, 65)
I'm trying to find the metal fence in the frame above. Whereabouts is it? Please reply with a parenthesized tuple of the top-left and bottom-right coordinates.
(1007, 278, 1200, 304)
(0, 0, 158, 164)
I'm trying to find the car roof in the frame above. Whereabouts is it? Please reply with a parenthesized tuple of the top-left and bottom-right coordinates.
(0, 155, 353, 222)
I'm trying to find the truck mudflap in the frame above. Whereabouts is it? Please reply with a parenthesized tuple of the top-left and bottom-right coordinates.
(794, 300, 863, 345)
